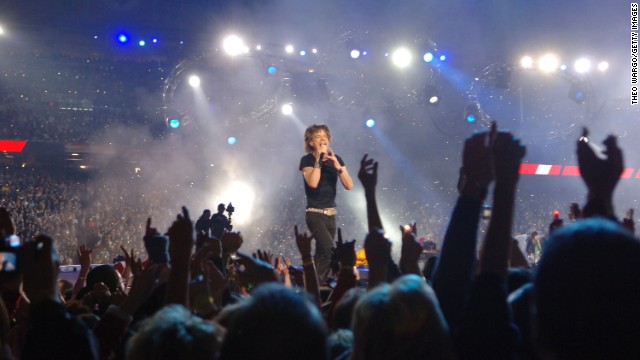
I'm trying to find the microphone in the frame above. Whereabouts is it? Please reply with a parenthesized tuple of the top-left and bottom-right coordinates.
(319, 152, 325, 162)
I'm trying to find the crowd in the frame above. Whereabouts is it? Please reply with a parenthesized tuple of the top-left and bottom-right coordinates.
(0, 121, 637, 359)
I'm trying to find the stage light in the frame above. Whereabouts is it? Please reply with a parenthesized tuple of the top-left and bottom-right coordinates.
(597, 61, 609, 72)
(152, 38, 158, 44)
(350, 49, 361, 59)
(560, 64, 568, 71)
(138, 40, 146, 47)
(299, 50, 306, 56)
(281, 103, 293, 115)
(256, 44, 262, 50)
(117, 33, 129, 44)
(222, 35, 249, 56)
(424, 85, 440, 105)
(0, 26, 4, 36)
(423, 52, 434, 63)
(169, 119, 181, 128)
(362, 50, 367, 56)
(366, 118, 376, 128)
(188, 75, 200, 88)
(392, 47, 412, 68)
(574, 58, 591, 73)
(285, 44, 294, 54)
(520, 56, 534, 69)
(439, 54, 447, 61)
(463, 102, 482, 123)
(267, 65, 277, 75)
(312, 48, 318, 54)
(227, 136, 237, 145)
(539, 53, 560, 73)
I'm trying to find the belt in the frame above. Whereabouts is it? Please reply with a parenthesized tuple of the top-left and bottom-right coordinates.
(306, 207, 337, 216)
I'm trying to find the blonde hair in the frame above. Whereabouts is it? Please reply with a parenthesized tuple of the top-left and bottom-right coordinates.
(304, 124, 331, 154)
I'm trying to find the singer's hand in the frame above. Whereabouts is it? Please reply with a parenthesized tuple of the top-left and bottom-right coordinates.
(325, 148, 339, 168)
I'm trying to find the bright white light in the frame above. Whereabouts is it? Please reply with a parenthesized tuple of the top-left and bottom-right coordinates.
(391, 47, 412, 68)
(285, 44, 294, 54)
(188, 75, 200, 88)
(214, 181, 255, 226)
(222, 35, 249, 56)
(560, 64, 567, 71)
(429, 95, 439, 104)
(312, 48, 318, 54)
(256, 44, 262, 50)
(423, 52, 434, 62)
(520, 56, 534, 69)
(227, 136, 237, 145)
(538, 54, 560, 73)
(597, 61, 609, 72)
(138, 40, 146, 47)
(281, 103, 293, 115)
(350, 49, 360, 59)
(0, 27, 4, 35)
(299, 50, 306, 56)
(574, 58, 591, 73)
(365, 119, 376, 128)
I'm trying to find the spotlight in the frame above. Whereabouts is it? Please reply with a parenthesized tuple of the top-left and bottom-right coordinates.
(138, 40, 146, 47)
(256, 44, 262, 50)
(117, 33, 129, 44)
(281, 103, 293, 115)
(222, 35, 249, 56)
(463, 102, 482, 123)
(267, 65, 277, 75)
(538, 53, 560, 73)
(424, 85, 440, 105)
(0, 26, 4, 36)
(391, 47, 412, 68)
(312, 48, 318, 54)
(423, 52, 434, 63)
(168, 119, 181, 128)
(285, 44, 294, 54)
(366, 118, 376, 128)
(350, 49, 361, 59)
(597, 61, 609, 72)
(520, 56, 534, 69)
(568, 82, 588, 104)
(439, 54, 447, 61)
(574, 58, 591, 73)
(152, 38, 159, 44)
(188, 75, 200, 88)
(560, 64, 568, 71)
(227, 136, 237, 145)
(299, 50, 306, 56)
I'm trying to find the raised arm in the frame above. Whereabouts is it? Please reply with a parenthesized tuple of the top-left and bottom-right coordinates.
(577, 128, 623, 219)
(165, 207, 194, 306)
(432, 125, 495, 329)
(358, 154, 382, 232)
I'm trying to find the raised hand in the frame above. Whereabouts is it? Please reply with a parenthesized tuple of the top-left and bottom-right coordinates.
(459, 123, 496, 199)
(145, 217, 160, 238)
(357, 154, 378, 193)
(235, 252, 277, 288)
(254, 249, 275, 268)
(294, 225, 314, 260)
(577, 128, 624, 203)
(334, 228, 356, 267)
(364, 228, 391, 288)
(399, 225, 423, 275)
(168, 206, 194, 262)
(77, 245, 92, 269)
(492, 131, 526, 186)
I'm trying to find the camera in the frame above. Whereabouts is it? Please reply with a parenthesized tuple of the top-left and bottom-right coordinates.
(0, 235, 20, 277)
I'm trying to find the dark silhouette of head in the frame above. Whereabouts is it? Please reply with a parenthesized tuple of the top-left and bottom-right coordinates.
(219, 283, 329, 360)
(535, 218, 640, 359)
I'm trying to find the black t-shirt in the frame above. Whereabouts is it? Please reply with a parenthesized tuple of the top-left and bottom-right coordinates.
(299, 153, 345, 209)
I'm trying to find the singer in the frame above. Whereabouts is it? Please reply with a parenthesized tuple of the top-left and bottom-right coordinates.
(299, 124, 353, 284)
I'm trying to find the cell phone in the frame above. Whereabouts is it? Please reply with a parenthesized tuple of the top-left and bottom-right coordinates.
(0, 235, 20, 277)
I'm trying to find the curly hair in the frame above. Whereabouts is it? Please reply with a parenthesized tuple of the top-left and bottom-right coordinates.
(303, 124, 331, 154)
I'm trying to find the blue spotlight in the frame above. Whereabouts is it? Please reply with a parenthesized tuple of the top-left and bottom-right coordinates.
(423, 52, 434, 63)
(366, 118, 376, 128)
(267, 65, 277, 75)
(117, 33, 129, 44)
(138, 40, 146, 47)
(465, 114, 476, 123)
(439, 54, 447, 61)
(152, 38, 159, 44)
(227, 136, 237, 145)
(169, 119, 181, 128)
